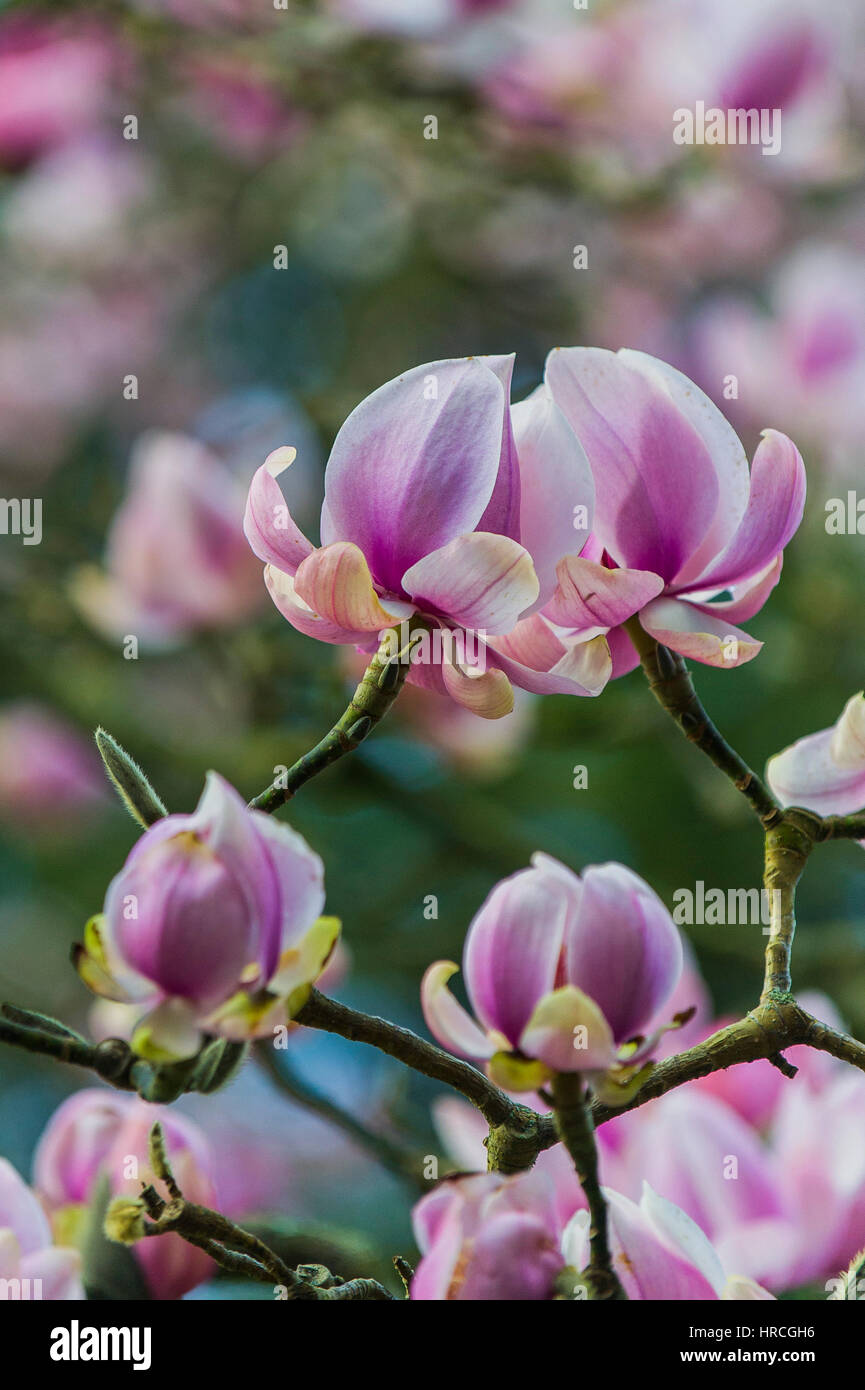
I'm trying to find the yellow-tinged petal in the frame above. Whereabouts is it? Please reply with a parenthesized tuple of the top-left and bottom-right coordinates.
(294, 543, 407, 632)
(268, 915, 342, 998)
(206, 989, 287, 1041)
(73, 917, 139, 1004)
(441, 660, 514, 719)
(131, 1000, 201, 1062)
(519, 984, 617, 1074)
(83, 913, 109, 968)
(590, 1061, 655, 1108)
(487, 1050, 551, 1092)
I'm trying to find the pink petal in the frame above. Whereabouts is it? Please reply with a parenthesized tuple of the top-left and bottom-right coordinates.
(620, 1091, 786, 1240)
(441, 657, 515, 719)
(639, 597, 762, 668)
(412, 1183, 463, 1255)
(294, 542, 409, 633)
(264, 565, 377, 646)
(0, 1159, 52, 1255)
(519, 985, 618, 1073)
(682, 555, 783, 625)
(488, 618, 611, 696)
(564, 1188, 720, 1300)
(463, 861, 575, 1044)
(606, 623, 641, 677)
(402, 532, 539, 635)
(687, 430, 806, 593)
(476, 354, 521, 541)
(421, 962, 496, 1060)
(21, 1247, 85, 1300)
(323, 358, 506, 593)
(767, 727, 865, 817)
(639, 1183, 726, 1294)
(243, 449, 314, 575)
(543, 556, 664, 630)
(544, 347, 719, 583)
(188, 771, 282, 982)
(250, 812, 326, 951)
(456, 1210, 563, 1300)
(565, 862, 682, 1044)
(511, 386, 594, 607)
(618, 351, 750, 587)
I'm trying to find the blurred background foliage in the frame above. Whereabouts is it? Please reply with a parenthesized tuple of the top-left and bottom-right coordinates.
(1, 0, 864, 1278)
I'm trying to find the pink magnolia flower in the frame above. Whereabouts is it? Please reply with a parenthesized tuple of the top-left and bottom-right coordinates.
(0, 703, 105, 828)
(0, 1158, 83, 1300)
(767, 691, 865, 826)
(411, 1172, 564, 1300)
(540, 347, 806, 673)
(432, 1093, 632, 1230)
(693, 245, 865, 471)
(562, 1182, 774, 1301)
(609, 1089, 788, 1256)
(0, 16, 122, 168)
(34, 1090, 216, 1300)
(74, 431, 264, 646)
(244, 355, 613, 719)
(74, 772, 338, 1061)
(421, 853, 683, 1101)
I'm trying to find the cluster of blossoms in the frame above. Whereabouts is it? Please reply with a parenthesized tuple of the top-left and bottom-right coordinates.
(17, 341, 865, 1305)
(411, 1171, 773, 1301)
(429, 975, 865, 1297)
(67, 346, 806, 1076)
(244, 348, 806, 716)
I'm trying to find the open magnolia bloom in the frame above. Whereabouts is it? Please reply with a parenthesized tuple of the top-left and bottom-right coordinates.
(244, 355, 616, 719)
(536, 347, 806, 674)
(74, 772, 339, 1060)
(421, 854, 685, 1103)
(562, 1183, 775, 1301)
(767, 692, 865, 831)
(411, 1172, 565, 1301)
(410, 1171, 773, 1301)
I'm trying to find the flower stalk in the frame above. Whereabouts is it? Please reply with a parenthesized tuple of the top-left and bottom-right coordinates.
(250, 622, 424, 814)
(551, 1071, 626, 1301)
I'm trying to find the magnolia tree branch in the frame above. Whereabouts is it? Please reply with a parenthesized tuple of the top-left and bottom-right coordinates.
(250, 623, 424, 814)
(623, 618, 780, 826)
(255, 1040, 427, 1193)
(821, 814, 865, 841)
(296, 990, 527, 1131)
(552, 1072, 626, 1300)
(7, 629, 865, 1225)
(108, 1124, 397, 1301)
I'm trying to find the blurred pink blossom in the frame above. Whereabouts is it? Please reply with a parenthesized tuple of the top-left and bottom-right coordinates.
(35, 1090, 216, 1299)
(693, 245, 865, 471)
(0, 15, 125, 168)
(0, 1157, 83, 1300)
(0, 703, 105, 828)
(74, 431, 264, 644)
